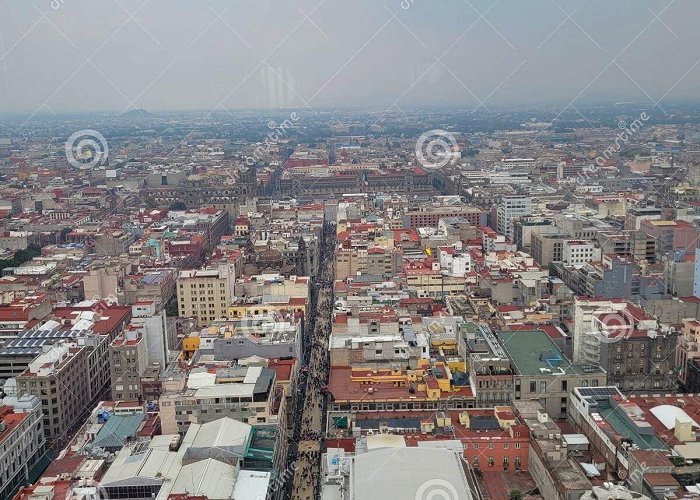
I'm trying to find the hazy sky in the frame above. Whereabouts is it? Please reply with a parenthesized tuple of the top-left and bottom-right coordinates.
(0, 0, 699, 113)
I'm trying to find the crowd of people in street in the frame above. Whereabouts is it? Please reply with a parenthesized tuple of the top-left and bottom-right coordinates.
(289, 223, 335, 500)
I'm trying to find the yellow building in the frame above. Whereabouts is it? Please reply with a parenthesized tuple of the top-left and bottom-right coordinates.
(177, 266, 235, 328)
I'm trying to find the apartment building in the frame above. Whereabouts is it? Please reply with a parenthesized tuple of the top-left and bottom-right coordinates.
(553, 256, 638, 299)
(403, 205, 487, 229)
(640, 219, 698, 259)
(159, 365, 281, 435)
(129, 301, 175, 368)
(512, 217, 556, 251)
(335, 246, 401, 280)
(499, 329, 606, 419)
(165, 208, 230, 250)
(596, 230, 656, 263)
(109, 328, 148, 401)
(329, 313, 431, 370)
(16, 337, 107, 446)
(119, 268, 177, 309)
(1, 303, 131, 383)
(467, 325, 514, 408)
(572, 297, 619, 364)
(405, 267, 467, 298)
(580, 302, 678, 393)
(497, 195, 531, 240)
(0, 396, 45, 500)
(561, 240, 601, 267)
(676, 319, 700, 390)
(513, 400, 593, 499)
(531, 232, 568, 267)
(188, 311, 303, 362)
(177, 264, 236, 327)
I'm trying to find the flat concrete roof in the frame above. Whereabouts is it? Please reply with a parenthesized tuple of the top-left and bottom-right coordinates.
(498, 329, 602, 377)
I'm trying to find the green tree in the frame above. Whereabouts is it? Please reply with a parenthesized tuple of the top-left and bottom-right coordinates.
(509, 489, 522, 500)
(164, 296, 179, 317)
(0, 244, 42, 272)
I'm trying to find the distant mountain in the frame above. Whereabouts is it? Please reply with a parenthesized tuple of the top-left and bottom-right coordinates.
(121, 108, 153, 119)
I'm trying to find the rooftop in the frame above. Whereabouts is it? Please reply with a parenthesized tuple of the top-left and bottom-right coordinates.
(498, 329, 603, 377)
(345, 447, 473, 500)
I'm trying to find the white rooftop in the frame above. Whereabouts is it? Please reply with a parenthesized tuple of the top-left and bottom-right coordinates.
(190, 418, 251, 449)
(170, 458, 237, 499)
(365, 434, 406, 450)
(650, 405, 699, 430)
(347, 448, 472, 500)
(187, 371, 217, 389)
(100, 418, 259, 499)
(231, 470, 272, 500)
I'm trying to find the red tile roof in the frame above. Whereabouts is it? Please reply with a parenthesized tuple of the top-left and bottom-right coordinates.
(268, 358, 295, 382)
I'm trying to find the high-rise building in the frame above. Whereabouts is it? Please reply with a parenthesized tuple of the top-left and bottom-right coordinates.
(0, 396, 45, 500)
(129, 301, 174, 368)
(177, 264, 236, 327)
(16, 332, 113, 446)
(574, 299, 678, 393)
(497, 195, 531, 240)
(109, 328, 148, 401)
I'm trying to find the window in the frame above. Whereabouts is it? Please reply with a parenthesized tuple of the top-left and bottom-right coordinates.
(529, 381, 536, 393)
(540, 381, 547, 393)
(488, 457, 494, 467)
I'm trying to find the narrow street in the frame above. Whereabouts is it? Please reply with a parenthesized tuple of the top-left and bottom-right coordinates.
(289, 221, 335, 500)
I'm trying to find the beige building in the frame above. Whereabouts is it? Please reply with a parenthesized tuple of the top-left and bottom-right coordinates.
(177, 264, 236, 327)
(500, 329, 606, 419)
(83, 263, 122, 299)
(405, 268, 466, 298)
(677, 319, 700, 389)
(514, 400, 593, 500)
(0, 231, 39, 251)
(17, 335, 111, 446)
(531, 232, 568, 267)
(158, 365, 281, 436)
(335, 247, 366, 280)
(109, 328, 148, 401)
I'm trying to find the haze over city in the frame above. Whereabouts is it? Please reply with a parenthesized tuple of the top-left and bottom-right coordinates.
(2, 2, 700, 500)
(1, 0, 700, 114)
